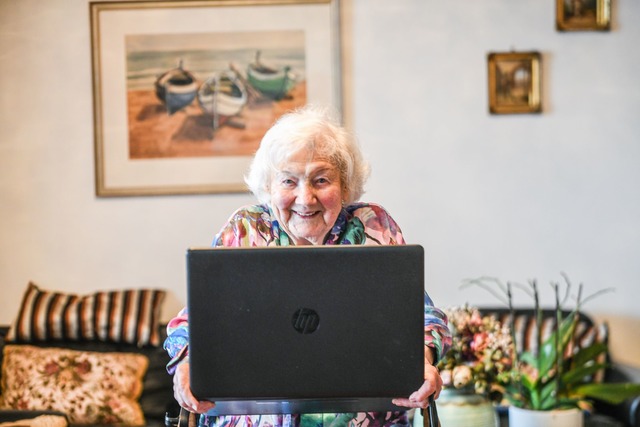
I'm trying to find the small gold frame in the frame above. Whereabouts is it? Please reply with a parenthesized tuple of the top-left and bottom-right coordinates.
(556, 0, 611, 31)
(487, 51, 542, 115)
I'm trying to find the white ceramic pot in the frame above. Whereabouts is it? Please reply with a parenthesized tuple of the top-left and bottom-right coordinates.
(508, 406, 583, 427)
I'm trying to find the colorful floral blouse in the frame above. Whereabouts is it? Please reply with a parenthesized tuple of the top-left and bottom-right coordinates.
(164, 202, 452, 427)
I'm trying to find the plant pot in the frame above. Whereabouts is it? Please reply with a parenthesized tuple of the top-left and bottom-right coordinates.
(508, 406, 583, 427)
(413, 388, 498, 427)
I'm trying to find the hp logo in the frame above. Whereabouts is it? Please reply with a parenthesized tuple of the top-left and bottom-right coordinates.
(292, 308, 320, 334)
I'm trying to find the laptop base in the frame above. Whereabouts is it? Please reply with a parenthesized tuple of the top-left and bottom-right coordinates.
(205, 397, 407, 416)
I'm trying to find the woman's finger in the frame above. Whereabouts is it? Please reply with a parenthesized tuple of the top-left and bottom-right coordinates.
(392, 362, 444, 409)
(174, 362, 217, 413)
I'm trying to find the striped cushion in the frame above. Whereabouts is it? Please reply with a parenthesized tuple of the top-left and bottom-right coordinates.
(7, 282, 166, 347)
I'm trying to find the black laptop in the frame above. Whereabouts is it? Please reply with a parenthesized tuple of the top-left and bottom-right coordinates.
(186, 244, 425, 415)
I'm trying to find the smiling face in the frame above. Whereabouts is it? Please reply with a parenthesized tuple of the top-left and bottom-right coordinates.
(269, 149, 344, 246)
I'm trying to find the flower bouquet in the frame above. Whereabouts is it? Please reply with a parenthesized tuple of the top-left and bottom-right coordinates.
(437, 304, 513, 403)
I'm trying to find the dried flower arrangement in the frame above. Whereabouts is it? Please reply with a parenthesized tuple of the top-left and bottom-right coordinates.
(437, 304, 513, 403)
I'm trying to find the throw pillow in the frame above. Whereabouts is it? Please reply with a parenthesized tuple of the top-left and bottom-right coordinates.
(7, 283, 166, 347)
(0, 345, 148, 426)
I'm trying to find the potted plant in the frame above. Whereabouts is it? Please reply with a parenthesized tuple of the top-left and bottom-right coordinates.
(463, 273, 640, 427)
(425, 304, 512, 427)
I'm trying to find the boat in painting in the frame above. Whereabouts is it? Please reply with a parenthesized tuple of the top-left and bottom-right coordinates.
(246, 50, 296, 100)
(197, 69, 248, 129)
(155, 60, 198, 115)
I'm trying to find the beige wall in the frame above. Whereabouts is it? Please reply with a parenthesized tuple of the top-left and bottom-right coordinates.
(1, 0, 639, 367)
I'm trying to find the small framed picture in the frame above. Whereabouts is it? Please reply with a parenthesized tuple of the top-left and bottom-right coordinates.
(487, 51, 542, 115)
(556, 0, 611, 31)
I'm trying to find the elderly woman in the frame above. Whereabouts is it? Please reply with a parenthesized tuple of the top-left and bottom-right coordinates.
(164, 105, 451, 427)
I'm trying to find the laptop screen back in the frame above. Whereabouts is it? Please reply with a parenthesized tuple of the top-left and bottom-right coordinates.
(186, 244, 425, 415)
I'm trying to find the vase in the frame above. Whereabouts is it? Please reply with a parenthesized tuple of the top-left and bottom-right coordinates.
(508, 406, 583, 427)
(413, 388, 498, 427)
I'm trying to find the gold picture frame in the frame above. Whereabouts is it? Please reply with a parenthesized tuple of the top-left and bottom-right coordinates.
(556, 0, 611, 31)
(487, 51, 542, 115)
(90, 0, 341, 197)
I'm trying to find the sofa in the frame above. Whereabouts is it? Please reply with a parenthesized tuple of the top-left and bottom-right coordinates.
(0, 283, 178, 427)
(478, 307, 640, 427)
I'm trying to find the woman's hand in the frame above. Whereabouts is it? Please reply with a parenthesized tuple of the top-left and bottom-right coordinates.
(173, 362, 217, 414)
(392, 364, 442, 409)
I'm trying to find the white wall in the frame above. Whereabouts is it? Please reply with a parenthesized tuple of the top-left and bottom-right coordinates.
(1, 0, 638, 366)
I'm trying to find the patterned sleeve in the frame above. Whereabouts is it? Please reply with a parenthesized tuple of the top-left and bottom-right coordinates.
(213, 205, 272, 247)
(163, 306, 190, 374)
(424, 292, 452, 363)
(355, 203, 406, 246)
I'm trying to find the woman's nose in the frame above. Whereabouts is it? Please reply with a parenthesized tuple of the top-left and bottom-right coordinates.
(296, 183, 316, 204)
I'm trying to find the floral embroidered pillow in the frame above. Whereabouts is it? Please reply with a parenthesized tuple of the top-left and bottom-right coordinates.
(0, 345, 148, 426)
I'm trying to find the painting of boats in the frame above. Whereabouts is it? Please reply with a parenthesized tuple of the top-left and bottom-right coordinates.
(125, 30, 307, 160)
(154, 60, 198, 114)
(93, 0, 338, 196)
(197, 70, 247, 117)
(247, 50, 297, 100)
(197, 69, 248, 130)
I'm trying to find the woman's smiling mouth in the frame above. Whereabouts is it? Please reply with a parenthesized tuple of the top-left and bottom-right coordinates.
(294, 210, 319, 218)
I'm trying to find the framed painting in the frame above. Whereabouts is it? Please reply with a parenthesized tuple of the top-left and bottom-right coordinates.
(556, 0, 611, 31)
(487, 51, 542, 115)
(90, 0, 342, 197)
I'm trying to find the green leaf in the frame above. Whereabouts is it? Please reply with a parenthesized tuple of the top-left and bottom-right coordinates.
(541, 397, 581, 410)
(520, 372, 537, 393)
(561, 363, 608, 386)
(520, 351, 538, 369)
(537, 311, 581, 376)
(529, 386, 543, 410)
(503, 383, 527, 407)
(571, 342, 608, 368)
(539, 380, 557, 409)
(573, 383, 640, 404)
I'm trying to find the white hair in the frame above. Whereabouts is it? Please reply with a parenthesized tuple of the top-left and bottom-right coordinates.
(245, 105, 370, 205)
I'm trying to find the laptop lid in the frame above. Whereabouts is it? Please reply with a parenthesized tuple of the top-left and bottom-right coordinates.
(187, 244, 425, 415)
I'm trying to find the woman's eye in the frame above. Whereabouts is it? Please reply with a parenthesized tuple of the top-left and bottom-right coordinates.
(316, 177, 329, 184)
(282, 178, 296, 186)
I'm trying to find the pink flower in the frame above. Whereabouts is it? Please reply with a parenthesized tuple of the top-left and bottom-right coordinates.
(469, 311, 483, 327)
(471, 332, 489, 353)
